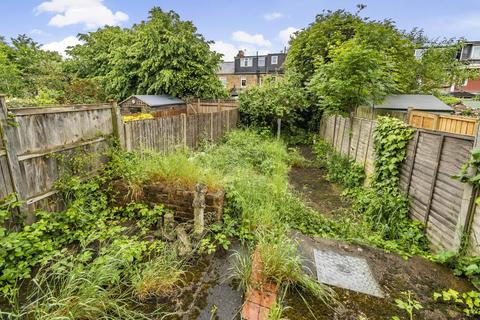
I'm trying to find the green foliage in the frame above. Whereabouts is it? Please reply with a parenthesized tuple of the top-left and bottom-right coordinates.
(433, 289, 480, 317)
(312, 139, 365, 190)
(131, 242, 185, 300)
(107, 146, 223, 192)
(239, 76, 309, 134)
(197, 130, 332, 301)
(307, 136, 428, 257)
(257, 229, 331, 302)
(393, 291, 423, 320)
(286, 9, 471, 114)
(433, 251, 480, 287)
(68, 7, 226, 100)
(372, 117, 414, 191)
(285, 10, 363, 85)
(308, 39, 397, 114)
(437, 95, 462, 106)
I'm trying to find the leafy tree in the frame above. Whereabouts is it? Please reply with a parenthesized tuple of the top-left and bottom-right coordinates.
(414, 41, 473, 93)
(11, 35, 66, 97)
(287, 8, 472, 115)
(285, 10, 364, 86)
(308, 40, 398, 114)
(239, 76, 308, 134)
(0, 40, 23, 96)
(68, 7, 226, 100)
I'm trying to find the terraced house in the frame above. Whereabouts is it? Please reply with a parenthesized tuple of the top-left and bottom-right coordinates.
(455, 40, 480, 95)
(217, 50, 286, 96)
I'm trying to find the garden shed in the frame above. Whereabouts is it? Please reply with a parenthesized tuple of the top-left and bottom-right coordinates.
(119, 94, 187, 117)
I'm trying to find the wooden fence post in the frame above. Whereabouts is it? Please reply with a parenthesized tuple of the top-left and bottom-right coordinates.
(455, 126, 480, 251)
(181, 113, 187, 147)
(210, 112, 214, 141)
(0, 95, 30, 221)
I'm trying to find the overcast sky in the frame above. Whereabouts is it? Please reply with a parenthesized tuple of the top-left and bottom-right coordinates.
(1, 0, 479, 60)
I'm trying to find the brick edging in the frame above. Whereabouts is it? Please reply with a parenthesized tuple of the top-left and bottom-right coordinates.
(241, 248, 279, 320)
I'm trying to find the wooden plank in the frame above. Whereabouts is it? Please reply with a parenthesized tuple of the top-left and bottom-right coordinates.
(10, 104, 112, 116)
(0, 95, 29, 218)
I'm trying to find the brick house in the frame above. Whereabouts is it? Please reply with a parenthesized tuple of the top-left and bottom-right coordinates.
(217, 50, 286, 96)
(119, 95, 187, 117)
(453, 41, 480, 95)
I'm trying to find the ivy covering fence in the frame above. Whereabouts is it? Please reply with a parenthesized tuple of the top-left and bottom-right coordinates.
(319, 113, 478, 253)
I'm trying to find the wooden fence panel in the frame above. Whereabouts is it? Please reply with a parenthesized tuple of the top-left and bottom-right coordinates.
(340, 117, 351, 156)
(409, 110, 478, 137)
(123, 109, 238, 153)
(427, 136, 473, 250)
(320, 114, 477, 252)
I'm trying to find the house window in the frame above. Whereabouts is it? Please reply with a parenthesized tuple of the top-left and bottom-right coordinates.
(258, 56, 266, 67)
(240, 57, 253, 67)
(472, 46, 480, 59)
(414, 49, 425, 59)
(219, 77, 227, 88)
(271, 55, 278, 65)
(241, 77, 247, 88)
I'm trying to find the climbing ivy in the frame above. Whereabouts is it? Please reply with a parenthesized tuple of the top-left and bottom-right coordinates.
(372, 116, 414, 191)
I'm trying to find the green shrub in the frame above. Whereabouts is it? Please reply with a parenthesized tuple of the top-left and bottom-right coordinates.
(312, 138, 365, 189)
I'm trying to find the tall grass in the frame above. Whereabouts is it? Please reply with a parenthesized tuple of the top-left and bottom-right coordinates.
(131, 244, 185, 300)
(107, 147, 222, 192)
(197, 130, 333, 304)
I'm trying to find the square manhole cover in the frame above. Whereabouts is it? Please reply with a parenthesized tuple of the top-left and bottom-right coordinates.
(314, 249, 384, 298)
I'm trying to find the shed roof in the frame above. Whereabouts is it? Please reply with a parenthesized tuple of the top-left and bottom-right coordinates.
(218, 62, 234, 74)
(122, 95, 185, 107)
(373, 94, 453, 112)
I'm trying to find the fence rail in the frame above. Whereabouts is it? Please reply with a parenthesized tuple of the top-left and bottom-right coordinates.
(320, 114, 479, 253)
(0, 95, 238, 218)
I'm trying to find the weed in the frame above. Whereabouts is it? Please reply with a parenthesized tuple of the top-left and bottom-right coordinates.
(132, 243, 185, 300)
(392, 291, 422, 320)
(229, 250, 253, 292)
(433, 288, 480, 317)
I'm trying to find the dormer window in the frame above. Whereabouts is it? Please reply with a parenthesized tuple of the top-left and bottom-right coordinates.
(240, 57, 253, 67)
(472, 46, 480, 59)
(271, 55, 278, 65)
(258, 56, 266, 67)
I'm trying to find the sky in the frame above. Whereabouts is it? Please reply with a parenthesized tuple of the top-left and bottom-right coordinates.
(1, 0, 480, 61)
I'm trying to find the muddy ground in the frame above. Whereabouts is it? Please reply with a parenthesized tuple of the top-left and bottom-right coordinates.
(285, 146, 475, 320)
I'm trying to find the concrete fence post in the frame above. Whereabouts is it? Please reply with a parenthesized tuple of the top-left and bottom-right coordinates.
(193, 183, 206, 236)
(181, 113, 187, 147)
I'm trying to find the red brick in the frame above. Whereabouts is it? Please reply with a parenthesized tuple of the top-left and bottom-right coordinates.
(242, 302, 260, 320)
(260, 290, 277, 308)
(259, 306, 270, 320)
(245, 289, 263, 305)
